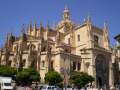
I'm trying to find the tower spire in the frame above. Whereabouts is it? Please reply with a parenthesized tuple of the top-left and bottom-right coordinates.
(33, 21, 37, 37)
(33, 21, 37, 30)
(27, 22, 32, 35)
(103, 21, 110, 50)
(28, 23, 32, 31)
(103, 21, 108, 30)
(38, 22, 43, 38)
(20, 24, 26, 41)
(40, 21, 43, 29)
(46, 22, 49, 30)
(87, 15, 91, 23)
(85, 15, 91, 24)
(103, 21, 109, 36)
(63, 5, 70, 20)
(44, 22, 49, 41)
(83, 13, 92, 25)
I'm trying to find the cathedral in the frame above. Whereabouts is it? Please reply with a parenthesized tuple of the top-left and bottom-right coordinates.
(0, 7, 114, 88)
(112, 34, 120, 85)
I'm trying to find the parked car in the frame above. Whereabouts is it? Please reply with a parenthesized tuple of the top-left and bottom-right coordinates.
(41, 85, 61, 90)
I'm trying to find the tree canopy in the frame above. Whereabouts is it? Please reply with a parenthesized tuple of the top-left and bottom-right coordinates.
(45, 70, 63, 85)
(70, 72, 94, 88)
(16, 68, 40, 86)
(0, 65, 16, 77)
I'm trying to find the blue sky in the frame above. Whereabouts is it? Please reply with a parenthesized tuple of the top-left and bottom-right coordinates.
(0, 0, 120, 47)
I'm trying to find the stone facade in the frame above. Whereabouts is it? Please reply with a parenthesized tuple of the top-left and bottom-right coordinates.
(112, 34, 120, 85)
(0, 7, 114, 88)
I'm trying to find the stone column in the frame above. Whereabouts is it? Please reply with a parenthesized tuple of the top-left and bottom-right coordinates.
(91, 55, 96, 88)
(80, 59, 85, 72)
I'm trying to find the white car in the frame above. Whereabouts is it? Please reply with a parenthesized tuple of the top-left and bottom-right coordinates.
(41, 85, 61, 90)
(0, 76, 13, 90)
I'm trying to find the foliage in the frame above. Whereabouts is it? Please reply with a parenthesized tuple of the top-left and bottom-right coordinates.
(0, 65, 16, 77)
(0, 66, 40, 86)
(16, 68, 40, 86)
(70, 72, 94, 88)
(45, 70, 63, 85)
(24, 68, 40, 82)
(16, 70, 30, 86)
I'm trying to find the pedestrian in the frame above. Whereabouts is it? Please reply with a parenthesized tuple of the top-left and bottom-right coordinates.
(26, 86, 33, 90)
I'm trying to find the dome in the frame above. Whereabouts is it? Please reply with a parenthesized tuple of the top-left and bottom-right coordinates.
(56, 6, 75, 30)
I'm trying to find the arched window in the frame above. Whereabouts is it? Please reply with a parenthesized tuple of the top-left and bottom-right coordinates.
(8, 60, 11, 66)
(28, 44, 36, 51)
(42, 61, 45, 67)
(64, 48, 69, 53)
(48, 46, 52, 52)
(77, 62, 81, 71)
(51, 61, 54, 69)
(32, 45, 36, 51)
(85, 62, 90, 72)
(94, 35, 99, 45)
(23, 59, 26, 67)
(68, 38, 70, 44)
(78, 34, 80, 41)
(14, 46, 16, 51)
(73, 62, 76, 71)
(30, 59, 36, 68)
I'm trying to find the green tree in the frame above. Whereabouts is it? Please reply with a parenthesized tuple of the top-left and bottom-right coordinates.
(70, 72, 94, 88)
(16, 68, 40, 86)
(0, 65, 16, 77)
(16, 70, 30, 86)
(87, 75, 95, 84)
(45, 70, 63, 85)
(26, 68, 40, 82)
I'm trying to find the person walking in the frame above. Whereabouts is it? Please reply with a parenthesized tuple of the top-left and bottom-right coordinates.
(26, 86, 33, 90)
